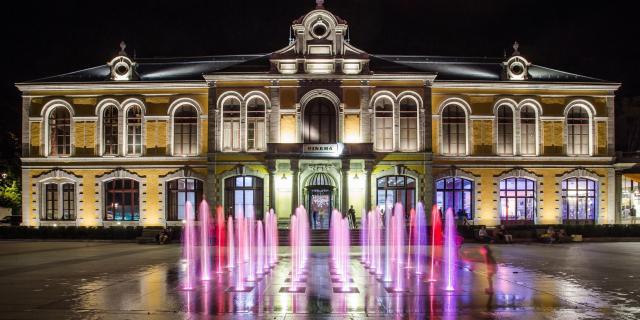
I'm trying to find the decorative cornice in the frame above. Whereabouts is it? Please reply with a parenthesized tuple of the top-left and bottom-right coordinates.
(95, 167, 146, 179)
(32, 168, 83, 180)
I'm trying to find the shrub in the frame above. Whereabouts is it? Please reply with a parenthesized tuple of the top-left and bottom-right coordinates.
(0, 226, 143, 240)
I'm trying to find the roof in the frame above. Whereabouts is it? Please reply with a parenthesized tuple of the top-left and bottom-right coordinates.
(23, 52, 608, 84)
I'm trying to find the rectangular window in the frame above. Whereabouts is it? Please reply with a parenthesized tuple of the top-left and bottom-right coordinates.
(44, 184, 58, 220)
(376, 118, 393, 151)
(399, 117, 417, 151)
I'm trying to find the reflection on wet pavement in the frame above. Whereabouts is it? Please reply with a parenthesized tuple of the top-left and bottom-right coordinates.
(0, 242, 638, 319)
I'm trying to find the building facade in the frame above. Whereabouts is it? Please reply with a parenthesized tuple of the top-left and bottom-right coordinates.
(18, 3, 621, 228)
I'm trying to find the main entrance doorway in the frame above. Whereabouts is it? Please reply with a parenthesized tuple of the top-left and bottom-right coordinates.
(305, 172, 335, 230)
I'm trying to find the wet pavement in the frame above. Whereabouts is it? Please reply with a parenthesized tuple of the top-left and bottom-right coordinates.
(0, 241, 638, 319)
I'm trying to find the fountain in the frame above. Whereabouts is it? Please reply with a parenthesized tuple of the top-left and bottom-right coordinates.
(428, 205, 441, 282)
(383, 203, 393, 282)
(406, 208, 416, 269)
(414, 203, 427, 275)
(360, 209, 367, 264)
(182, 201, 196, 290)
(246, 211, 256, 282)
(256, 220, 264, 276)
(393, 203, 405, 292)
(234, 210, 245, 291)
(227, 216, 235, 270)
(444, 207, 456, 291)
(215, 206, 225, 274)
(199, 201, 212, 281)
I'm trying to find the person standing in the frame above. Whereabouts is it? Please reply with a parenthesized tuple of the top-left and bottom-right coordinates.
(312, 210, 318, 229)
(480, 245, 497, 294)
(348, 205, 356, 229)
(631, 206, 637, 224)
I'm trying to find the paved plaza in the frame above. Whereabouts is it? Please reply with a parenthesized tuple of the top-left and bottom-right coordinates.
(0, 241, 638, 319)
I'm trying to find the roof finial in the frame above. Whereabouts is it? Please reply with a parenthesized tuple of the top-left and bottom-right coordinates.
(512, 41, 520, 56)
(118, 41, 128, 56)
(316, 0, 324, 9)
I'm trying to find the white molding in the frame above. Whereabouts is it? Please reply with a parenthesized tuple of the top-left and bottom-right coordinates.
(35, 169, 83, 224)
(432, 81, 620, 91)
(437, 97, 471, 156)
(16, 82, 208, 92)
(203, 74, 437, 82)
(158, 167, 207, 224)
(168, 98, 202, 156)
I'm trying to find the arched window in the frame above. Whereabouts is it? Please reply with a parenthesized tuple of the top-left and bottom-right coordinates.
(246, 97, 266, 151)
(399, 98, 418, 151)
(43, 183, 75, 221)
(499, 178, 536, 223)
(224, 176, 264, 220)
(48, 107, 71, 156)
(376, 175, 416, 217)
(126, 105, 143, 155)
(303, 97, 336, 144)
(435, 177, 473, 220)
(561, 177, 597, 224)
(441, 104, 466, 155)
(496, 105, 514, 155)
(566, 106, 590, 155)
(103, 105, 119, 156)
(375, 97, 394, 151)
(167, 178, 203, 221)
(104, 179, 140, 221)
(520, 105, 537, 155)
(222, 97, 241, 151)
(173, 105, 198, 156)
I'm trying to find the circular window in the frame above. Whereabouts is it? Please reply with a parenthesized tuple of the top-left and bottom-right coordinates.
(115, 62, 130, 76)
(509, 61, 524, 75)
(311, 21, 329, 39)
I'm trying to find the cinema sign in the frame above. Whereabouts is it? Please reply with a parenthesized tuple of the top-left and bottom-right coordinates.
(303, 143, 342, 155)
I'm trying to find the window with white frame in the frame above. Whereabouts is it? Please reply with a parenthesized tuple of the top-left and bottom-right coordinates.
(441, 104, 466, 155)
(222, 98, 241, 152)
(566, 106, 590, 156)
(246, 97, 266, 151)
(48, 107, 71, 156)
(375, 97, 394, 151)
(520, 105, 537, 155)
(399, 98, 418, 151)
(126, 105, 143, 155)
(173, 105, 198, 156)
(43, 182, 75, 221)
(103, 105, 119, 156)
(496, 105, 514, 155)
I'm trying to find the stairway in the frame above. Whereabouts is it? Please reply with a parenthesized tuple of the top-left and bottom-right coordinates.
(277, 229, 362, 246)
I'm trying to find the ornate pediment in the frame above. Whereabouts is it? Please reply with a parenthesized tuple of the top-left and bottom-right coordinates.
(270, 1, 369, 75)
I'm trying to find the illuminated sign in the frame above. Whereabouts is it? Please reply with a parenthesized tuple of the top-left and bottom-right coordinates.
(303, 144, 340, 154)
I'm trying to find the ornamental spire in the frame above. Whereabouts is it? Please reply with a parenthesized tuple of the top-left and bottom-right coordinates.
(316, 0, 324, 9)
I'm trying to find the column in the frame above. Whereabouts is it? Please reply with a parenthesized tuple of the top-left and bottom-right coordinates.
(269, 81, 280, 143)
(291, 160, 299, 208)
(206, 82, 218, 206)
(341, 160, 350, 214)
(359, 81, 371, 143)
(364, 160, 373, 211)
(268, 160, 276, 211)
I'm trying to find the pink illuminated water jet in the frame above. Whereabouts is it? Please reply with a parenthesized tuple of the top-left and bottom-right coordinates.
(182, 201, 196, 290)
(199, 201, 212, 281)
(444, 207, 456, 291)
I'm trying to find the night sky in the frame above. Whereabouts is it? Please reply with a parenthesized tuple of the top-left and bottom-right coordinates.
(2, 0, 639, 159)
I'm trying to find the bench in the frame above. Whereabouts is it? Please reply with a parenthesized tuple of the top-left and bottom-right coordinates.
(136, 227, 164, 244)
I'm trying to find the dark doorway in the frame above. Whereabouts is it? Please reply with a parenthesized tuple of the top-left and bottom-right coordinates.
(303, 97, 336, 143)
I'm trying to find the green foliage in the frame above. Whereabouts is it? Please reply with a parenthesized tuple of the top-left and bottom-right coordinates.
(458, 224, 640, 239)
(0, 180, 21, 209)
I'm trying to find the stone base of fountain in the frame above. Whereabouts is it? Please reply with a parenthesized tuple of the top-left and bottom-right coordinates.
(384, 287, 411, 293)
(226, 286, 254, 292)
(284, 277, 307, 283)
(332, 287, 359, 293)
(330, 277, 354, 283)
(279, 286, 306, 293)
